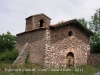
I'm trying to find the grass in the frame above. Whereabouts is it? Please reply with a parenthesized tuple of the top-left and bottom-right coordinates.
(0, 63, 100, 75)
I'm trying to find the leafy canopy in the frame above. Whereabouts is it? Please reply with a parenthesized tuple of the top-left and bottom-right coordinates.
(77, 18, 87, 27)
(89, 8, 100, 53)
(89, 8, 100, 34)
(0, 31, 16, 53)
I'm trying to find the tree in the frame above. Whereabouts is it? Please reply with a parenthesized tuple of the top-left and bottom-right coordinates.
(77, 18, 87, 27)
(0, 32, 18, 63)
(89, 8, 100, 34)
(89, 8, 100, 53)
(0, 31, 16, 53)
(90, 34, 100, 53)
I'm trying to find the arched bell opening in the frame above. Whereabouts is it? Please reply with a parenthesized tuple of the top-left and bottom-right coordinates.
(40, 19, 44, 27)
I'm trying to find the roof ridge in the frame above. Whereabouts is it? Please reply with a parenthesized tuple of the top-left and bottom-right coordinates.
(50, 19, 76, 27)
(25, 13, 51, 20)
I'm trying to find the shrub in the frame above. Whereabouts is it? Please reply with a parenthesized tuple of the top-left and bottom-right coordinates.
(0, 32, 16, 53)
(0, 49, 18, 63)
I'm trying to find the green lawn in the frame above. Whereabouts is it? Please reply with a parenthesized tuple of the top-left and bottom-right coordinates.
(0, 63, 100, 75)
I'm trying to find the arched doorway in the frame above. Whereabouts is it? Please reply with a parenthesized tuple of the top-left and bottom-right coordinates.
(66, 52, 74, 67)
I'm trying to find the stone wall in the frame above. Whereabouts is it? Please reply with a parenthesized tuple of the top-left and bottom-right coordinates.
(88, 53, 100, 65)
(16, 14, 51, 66)
(46, 24, 90, 67)
(16, 14, 92, 68)
(16, 28, 46, 65)
(44, 28, 52, 67)
(16, 24, 91, 67)
(13, 43, 29, 65)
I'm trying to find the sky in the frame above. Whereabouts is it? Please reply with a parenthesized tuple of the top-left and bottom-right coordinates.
(0, 0, 100, 35)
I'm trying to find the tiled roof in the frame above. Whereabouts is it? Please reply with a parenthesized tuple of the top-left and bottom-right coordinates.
(17, 28, 46, 35)
(17, 19, 94, 36)
(49, 19, 94, 36)
(50, 19, 76, 27)
(25, 13, 51, 20)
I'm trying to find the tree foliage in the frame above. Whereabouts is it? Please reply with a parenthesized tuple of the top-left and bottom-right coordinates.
(0, 31, 18, 63)
(0, 31, 16, 53)
(0, 49, 18, 63)
(90, 34, 100, 53)
(89, 8, 100, 34)
(77, 18, 87, 27)
(89, 8, 100, 53)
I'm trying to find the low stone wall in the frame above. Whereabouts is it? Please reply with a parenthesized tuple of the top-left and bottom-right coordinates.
(88, 53, 100, 65)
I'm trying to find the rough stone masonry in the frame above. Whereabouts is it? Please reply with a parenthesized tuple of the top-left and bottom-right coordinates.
(15, 13, 94, 67)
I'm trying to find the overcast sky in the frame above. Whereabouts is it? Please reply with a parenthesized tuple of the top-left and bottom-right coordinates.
(0, 0, 100, 35)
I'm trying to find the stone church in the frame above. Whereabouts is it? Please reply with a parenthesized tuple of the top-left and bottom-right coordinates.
(15, 13, 94, 67)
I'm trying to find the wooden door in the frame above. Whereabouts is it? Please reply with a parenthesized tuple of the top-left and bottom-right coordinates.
(66, 52, 74, 67)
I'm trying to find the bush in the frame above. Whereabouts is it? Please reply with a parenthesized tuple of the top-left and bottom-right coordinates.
(0, 49, 18, 63)
(0, 32, 16, 53)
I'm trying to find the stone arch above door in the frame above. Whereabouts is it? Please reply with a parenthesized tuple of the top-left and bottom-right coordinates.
(63, 47, 76, 67)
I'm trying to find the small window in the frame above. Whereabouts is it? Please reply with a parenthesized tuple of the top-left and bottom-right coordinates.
(40, 19, 44, 27)
(68, 31, 73, 36)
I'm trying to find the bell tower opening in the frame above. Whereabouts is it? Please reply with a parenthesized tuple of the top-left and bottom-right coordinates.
(40, 19, 44, 27)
